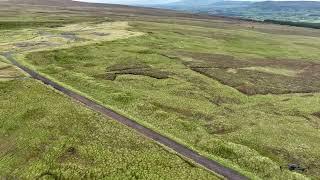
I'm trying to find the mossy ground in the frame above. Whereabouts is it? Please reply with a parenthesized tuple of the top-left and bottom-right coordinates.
(1, 2, 320, 179)
(0, 5, 221, 179)
(0, 78, 219, 179)
(22, 19, 320, 179)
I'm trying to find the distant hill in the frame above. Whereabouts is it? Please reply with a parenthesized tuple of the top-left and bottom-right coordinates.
(252, 1, 320, 10)
(160, 0, 320, 11)
(154, 0, 223, 11)
(165, 0, 221, 6)
(153, 0, 320, 23)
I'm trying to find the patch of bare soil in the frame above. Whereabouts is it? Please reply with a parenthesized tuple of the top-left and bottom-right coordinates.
(180, 51, 320, 95)
(95, 63, 170, 81)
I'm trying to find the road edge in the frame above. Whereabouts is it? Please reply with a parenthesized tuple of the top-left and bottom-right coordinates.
(4, 52, 247, 180)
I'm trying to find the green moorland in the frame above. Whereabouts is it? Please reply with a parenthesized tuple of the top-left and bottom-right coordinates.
(0, 77, 219, 179)
(1, 0, 320, 179)
(20, 19, 320, 179)
(0, 6, 220, 178)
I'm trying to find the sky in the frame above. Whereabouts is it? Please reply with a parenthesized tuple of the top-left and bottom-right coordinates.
(76, 0, 320, 5)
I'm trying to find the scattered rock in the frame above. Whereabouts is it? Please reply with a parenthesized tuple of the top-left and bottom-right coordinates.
(288, 163, 306, 172)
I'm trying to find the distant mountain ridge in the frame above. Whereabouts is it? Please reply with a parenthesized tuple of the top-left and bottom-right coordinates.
(155, 0, 223, 10)
(252, 1, 320, 9)
(162, 0, 320, 8)
(152, 0, 320, 23)
(166, 0, 221, 6)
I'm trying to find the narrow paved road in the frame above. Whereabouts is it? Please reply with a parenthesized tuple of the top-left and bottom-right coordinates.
(4, 52, 247, 180)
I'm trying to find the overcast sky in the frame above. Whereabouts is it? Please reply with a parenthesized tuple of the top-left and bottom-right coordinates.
(76, 0, 320, 5)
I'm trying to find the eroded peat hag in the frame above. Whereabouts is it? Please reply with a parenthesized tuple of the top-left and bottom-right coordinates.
(180, 51, 320, 95)
(95, 63, 171, 81)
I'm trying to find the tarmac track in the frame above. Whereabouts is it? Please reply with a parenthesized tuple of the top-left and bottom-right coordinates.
(3, 52, 247, 180)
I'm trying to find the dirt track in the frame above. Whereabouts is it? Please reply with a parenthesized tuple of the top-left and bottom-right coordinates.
(4, 52, 247, 180)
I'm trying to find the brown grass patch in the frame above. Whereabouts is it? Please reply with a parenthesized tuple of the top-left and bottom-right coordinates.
(0, 64, 25, 80)
(312, 112, 320, 118)
(180, 52, 320, 95)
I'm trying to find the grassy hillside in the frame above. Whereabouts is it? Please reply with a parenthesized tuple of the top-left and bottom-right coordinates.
(23, 18, 320, 179)
(0, 69, 218, 179)
(0, 1, 222, 179)
(1, 0, 320, 179)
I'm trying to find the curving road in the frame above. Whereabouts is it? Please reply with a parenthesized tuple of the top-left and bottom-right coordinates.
(3, 52, 247, 180)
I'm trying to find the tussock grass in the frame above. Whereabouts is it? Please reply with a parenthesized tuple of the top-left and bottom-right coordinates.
(0, 79, 218, 179)
(0, 21, 66, 30)
(23, 20, 320, 178)
(3, 6, 320, 179)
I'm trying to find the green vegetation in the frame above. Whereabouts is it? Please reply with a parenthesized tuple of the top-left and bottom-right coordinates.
(236, 1, 320, 23)
(1, 0, 320, 179)
(0, 78, 218, 179)
(264, 20, 320, 29)
(0, 21, 69, 30)
(22, 19, 320, 179)
(0, 4, 221, 178)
